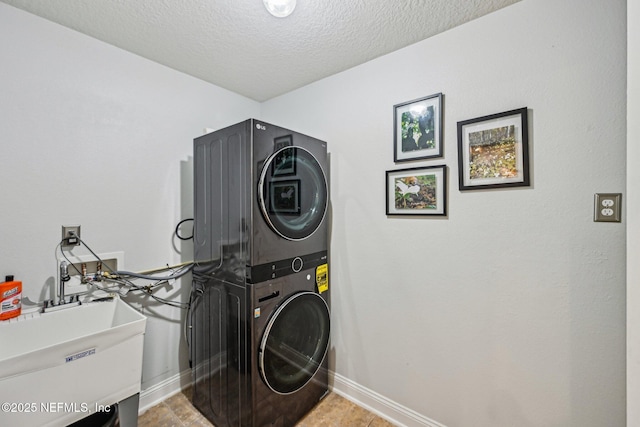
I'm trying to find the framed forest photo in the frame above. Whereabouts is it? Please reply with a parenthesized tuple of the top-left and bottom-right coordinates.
(457, 107, 530, 191)
(386, 165, 447, 216)
(393, 93, 443, 162)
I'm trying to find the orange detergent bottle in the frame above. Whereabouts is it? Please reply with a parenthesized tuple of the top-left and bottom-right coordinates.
(0, 275, 22, 320)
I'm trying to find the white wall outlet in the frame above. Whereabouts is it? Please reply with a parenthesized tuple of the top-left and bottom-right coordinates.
(594, 193, 622, 222)
(59, 251, 124, 296)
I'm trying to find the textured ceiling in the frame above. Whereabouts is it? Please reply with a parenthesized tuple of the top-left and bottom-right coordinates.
(1, 0, 520, 101)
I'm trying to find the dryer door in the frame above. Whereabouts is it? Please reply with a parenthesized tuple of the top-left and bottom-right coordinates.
(258, 146, 328, 241)
(259, 292, 330, 394)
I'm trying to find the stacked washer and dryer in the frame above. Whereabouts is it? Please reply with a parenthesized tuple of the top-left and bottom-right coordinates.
(191, 119, 330, 427)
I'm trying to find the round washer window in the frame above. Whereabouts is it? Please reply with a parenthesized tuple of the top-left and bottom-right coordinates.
(259, 292, 330, 394)
(258, 146, 327, 241)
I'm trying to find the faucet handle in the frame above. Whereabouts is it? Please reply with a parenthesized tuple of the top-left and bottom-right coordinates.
(60, 261, 70, 282)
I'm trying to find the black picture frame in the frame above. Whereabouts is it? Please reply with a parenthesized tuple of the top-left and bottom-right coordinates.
(393, 93, 443, 162)
(457, 107, 530, 191)
(386, 165, 447, 216)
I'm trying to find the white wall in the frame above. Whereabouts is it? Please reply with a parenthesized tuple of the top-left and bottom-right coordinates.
(628, 0, 639, 424)
(0, 2, 259, 393)
(263, 0, 627, 425)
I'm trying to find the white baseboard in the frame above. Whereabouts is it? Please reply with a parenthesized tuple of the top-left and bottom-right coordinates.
(137, 368, 446, 427)
(330, 371, 447, 427)
(139, 369, 192, 414)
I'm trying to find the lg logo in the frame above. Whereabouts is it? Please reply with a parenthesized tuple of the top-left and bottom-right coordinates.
(256, 123, 266, 130)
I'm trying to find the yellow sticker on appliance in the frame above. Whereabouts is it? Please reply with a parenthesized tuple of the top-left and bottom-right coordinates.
(316, 264, 328, 293)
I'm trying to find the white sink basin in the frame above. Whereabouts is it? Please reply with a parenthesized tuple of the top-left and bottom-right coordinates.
(0, 297, 146, 427)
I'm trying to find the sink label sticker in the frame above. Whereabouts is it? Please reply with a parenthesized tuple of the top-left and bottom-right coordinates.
(65, 348, 96, 363)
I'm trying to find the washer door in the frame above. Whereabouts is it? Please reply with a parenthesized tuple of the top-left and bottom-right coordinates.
(259, 292, 330, 395)
(258, 146, 328, 241)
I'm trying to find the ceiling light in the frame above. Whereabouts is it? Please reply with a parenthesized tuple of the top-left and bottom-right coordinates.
(263, 0, 296, 18)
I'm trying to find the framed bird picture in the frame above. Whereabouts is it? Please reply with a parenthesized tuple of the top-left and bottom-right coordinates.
(386, 165, 447, 216)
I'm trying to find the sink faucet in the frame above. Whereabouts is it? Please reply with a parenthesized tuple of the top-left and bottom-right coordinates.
(59, 261, 70, 305)
(42, 261, 81, 313)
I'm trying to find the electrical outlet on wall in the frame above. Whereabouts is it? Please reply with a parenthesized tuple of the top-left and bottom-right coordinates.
(61, 225, 81, 246)
(594, 193, 622, 222)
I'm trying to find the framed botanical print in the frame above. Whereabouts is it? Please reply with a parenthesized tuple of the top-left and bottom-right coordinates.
(457, 107, 530, 190)
(394, 93, 443, 162)
(386, 165, 447, 216)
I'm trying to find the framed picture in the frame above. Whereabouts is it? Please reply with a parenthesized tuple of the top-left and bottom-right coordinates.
(457, 107, 529, 191)
(386, 165, 447, 216)
(394, 93, 443, 162)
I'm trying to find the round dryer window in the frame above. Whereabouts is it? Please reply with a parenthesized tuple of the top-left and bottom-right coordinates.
(259, 292, 330, 395)
(258, 146, 328, 241)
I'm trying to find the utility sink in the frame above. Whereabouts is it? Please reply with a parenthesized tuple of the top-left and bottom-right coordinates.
(0, 297, 146, 427)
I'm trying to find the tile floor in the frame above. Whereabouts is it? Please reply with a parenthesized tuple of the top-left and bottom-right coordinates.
(138, 389, 396, 427)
